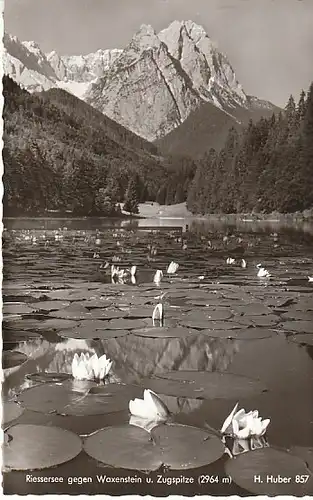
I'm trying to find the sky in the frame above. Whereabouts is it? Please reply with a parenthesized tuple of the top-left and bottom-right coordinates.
(4, 0, 313, 107)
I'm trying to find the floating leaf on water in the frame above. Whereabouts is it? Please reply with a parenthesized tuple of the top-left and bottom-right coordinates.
(74, 298, 113, 309)
(29, 300, 70, 312)
(25, 372, 72, 383)
(234, 304, 273, 317)
(108, 318, 148, 330)
(139, 371, 267, 399)
(202, 327, 275, 340)
(3, 303, 37, 315)
(83, 423, 224, 471)
(152, 423, 225, 470)
(2, 350, 28, 369)
(88, 309, 127, 320)
(3, 424, 82, 471)
(282, 311, 313, 322)
(289, 334, 313, 347)
(2, 402, 24, 425)
(59, 324, 130, 340)
(225, 447, 313, 495)
(49, 303, 93, 320)
(84, 425, 162, 471)
(17, 380, 95, 414)
(289, 446, 313, 472)
(133, 326, 197, 338)
(249, 315, 279, 327)
(179, 318, 241, 330)
(281, 321, 313, 334)
(17, 381, 138, 416)
(124, 307, 154, 318)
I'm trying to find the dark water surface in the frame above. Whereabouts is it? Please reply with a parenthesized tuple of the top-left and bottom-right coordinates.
(2, 217, 313, 495)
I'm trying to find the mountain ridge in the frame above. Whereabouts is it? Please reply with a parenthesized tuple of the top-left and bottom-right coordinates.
(3, 21, 277, 145)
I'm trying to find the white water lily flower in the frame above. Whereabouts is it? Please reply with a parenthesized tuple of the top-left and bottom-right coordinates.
(257, 263, 271, 278)
(152, 303, 164, 326)
(89, 353, 113, 380)
(71, 353, 94, 381)
(221, 403, 270, 439)
(72, 352, 112, 381)
(226, 257, 235, 265)
(153, 269, 163, 284)
(129, 389, 169, 421)
(241, 259, 247, 268)
(167, 261, 179, 274)
(130, 265, 137, 277)
(308, 276, 313, 282)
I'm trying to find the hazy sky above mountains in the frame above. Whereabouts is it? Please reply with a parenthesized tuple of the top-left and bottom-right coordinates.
(4, 0, 313, 107)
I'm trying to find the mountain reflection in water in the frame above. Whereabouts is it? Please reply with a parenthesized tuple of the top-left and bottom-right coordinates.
(2, 218, 313, 495)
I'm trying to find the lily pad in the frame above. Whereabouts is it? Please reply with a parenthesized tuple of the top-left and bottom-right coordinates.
(225, 447, 313, 495)
(75, 298, 113, 308)
(140, 371, 267, 399)
(3, 424, 82, 471)
(2, 350, 28, 369)
(153, 423, 225, 470)
(282, 311, 313, 322)
(133, 326, 197, 338)
(25, 372, 72, 383)
(4, 317, 77, 332)
(179, 319, 242, 330)
(84, 425, 162, 471)
(289, 334, 313, 346)
(2, 402, 24, 425)
(202, 327, 275, 340)
(3, 303, 37, 315)
(83, 423, 224, 471)
(17, 381, 140, 416)
(281, 321, 313, 334)
(108, 318, 148, 330)
(49, 304, 94, 320)
(234, 303, 273, 316)
(30, 300, 70, 311)
(124, 307, 154, 318)
(59, 324, 130, 340)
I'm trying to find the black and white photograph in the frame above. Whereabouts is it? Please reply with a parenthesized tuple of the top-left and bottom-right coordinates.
(1, 0, 313, 495)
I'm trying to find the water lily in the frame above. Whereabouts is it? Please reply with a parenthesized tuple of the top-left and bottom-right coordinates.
(257, 263, 271, 278)
(89, 353, 112, 381)
(153, 269, 163, 284)
(71, 352, 112, 381)
(152, 302, 164, 326)
(226, 257, 235, 265)
(71, 353, 94, 381)
(221, 403, 270, 455)
(241, 259, 247, 268)
(221, 403, 270, 439)
(308, 276, 313, 282)
(129, 389, 170, 421)
(167, 261, 179, 274)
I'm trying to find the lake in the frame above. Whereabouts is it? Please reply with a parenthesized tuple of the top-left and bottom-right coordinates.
(2, 217, 313, 495)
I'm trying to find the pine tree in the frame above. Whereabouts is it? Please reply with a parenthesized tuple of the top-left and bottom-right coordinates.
(299, 82, 313, 208)
(123, 175, 140, 214)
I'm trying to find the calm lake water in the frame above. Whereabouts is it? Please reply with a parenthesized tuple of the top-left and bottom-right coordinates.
(2, 217, 313, 495)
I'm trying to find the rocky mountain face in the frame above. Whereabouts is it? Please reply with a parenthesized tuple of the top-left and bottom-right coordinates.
(85, 21, 251, 141)
(3, 21, 276, 142)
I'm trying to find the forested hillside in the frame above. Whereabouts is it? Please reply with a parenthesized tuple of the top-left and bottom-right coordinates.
(2, 76, 168, 216)
(187, 83, 313, 214)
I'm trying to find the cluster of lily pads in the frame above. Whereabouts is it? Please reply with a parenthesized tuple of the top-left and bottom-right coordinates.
(2, 227, 313, 495)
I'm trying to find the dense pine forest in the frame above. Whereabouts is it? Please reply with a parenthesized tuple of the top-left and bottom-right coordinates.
(186, 83, 313, 214)
(2, 76, 169, 216)
(2, 76, 313, 216)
